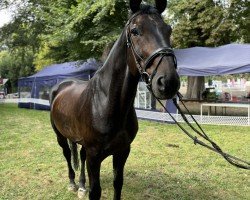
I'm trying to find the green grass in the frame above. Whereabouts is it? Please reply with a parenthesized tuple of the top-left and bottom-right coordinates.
(0, 104, 249, 200)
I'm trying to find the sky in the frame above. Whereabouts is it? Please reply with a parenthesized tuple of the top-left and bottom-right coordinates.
(0, 9, 12, 27)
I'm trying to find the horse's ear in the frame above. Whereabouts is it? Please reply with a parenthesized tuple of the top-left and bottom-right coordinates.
(130, 0, 142, 13)
(155, 0, 167, 14)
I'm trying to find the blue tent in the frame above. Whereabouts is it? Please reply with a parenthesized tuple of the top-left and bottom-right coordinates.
(18, 58, 101, 110)
(17, 44, 250, 110)
(175, 43, 250, 76)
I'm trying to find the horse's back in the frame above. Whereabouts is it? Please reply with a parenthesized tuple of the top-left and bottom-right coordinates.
(50, 78, 88, 104)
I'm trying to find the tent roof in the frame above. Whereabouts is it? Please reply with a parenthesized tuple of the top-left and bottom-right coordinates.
(28, 58, 100, 78)
(175, 44, 250, 76)
(19, 58, 101, 81)
(19, 44, 250, 81)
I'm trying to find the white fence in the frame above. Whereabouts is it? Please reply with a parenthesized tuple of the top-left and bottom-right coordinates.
(1, 98, 249, 126)
(136, 109, 249, 126)
(0, 98, 50, 106)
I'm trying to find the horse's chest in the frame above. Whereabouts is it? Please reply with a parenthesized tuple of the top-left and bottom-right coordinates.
(103, 129, 134, 154)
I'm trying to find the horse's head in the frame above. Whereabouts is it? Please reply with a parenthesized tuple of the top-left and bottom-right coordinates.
(127, 0, 180, 100)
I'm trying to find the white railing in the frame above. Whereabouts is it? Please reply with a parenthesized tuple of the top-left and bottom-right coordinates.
(0, 98, 50, 106)
(136, 109, 249, 126)
(1, 98, 249, 126)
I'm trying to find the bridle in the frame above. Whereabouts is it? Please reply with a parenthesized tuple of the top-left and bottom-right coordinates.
(126, 12, 177, 87)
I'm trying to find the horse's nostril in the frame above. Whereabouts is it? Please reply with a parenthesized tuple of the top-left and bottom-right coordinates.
(157, 75, 167, 92)
(157, 76, 162, 86)
(157, 75, 164, 86)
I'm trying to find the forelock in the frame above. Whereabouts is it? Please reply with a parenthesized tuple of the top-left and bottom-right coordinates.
(129, 5, 161, 16)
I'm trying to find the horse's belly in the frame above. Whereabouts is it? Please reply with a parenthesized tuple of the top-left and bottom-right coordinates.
(53, 108, 83, 142)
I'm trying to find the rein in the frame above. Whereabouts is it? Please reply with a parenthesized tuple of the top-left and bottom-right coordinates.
(150, 89, 250, 170)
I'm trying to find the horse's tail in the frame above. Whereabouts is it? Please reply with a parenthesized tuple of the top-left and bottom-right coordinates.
(69, 141, 79, 171)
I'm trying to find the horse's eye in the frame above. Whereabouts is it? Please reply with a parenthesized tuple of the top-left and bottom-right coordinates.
(131, 28, 140, 36)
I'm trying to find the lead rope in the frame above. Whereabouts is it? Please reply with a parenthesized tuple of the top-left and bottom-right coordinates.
(147, 87, 250, 170)
(125, 12, 249, 169)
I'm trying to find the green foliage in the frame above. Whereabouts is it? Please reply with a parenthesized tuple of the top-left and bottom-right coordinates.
(30, 0, 128, 65)
(228, 0, 250, 42)
(168, 0, 249, 48)
(0, 0, 48, 90)
(0, 50, 34, 92)
(0, 0, 129, 89)
(33, 43, 56, 71)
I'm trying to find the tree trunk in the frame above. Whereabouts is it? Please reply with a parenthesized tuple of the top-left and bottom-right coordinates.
(185, 76, 205, 100)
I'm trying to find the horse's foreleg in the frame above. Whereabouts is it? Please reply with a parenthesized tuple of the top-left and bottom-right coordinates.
(78, 146, 87, 199)
(113, 147, 130, 200)
(86, 154, 101, 200)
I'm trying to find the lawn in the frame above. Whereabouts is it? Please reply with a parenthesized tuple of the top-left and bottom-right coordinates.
(0, 104, 249, 200)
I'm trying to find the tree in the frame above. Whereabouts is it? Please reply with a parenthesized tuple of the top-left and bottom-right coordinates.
(0, 50, 34, 92)
(168, 0, 247, 48)
(0, 0, 129, 90)
(168, 0, 249, 99)
(0, 0, 47, 91)
(33, 0, 128, 65)
(228, 0, 250, 43)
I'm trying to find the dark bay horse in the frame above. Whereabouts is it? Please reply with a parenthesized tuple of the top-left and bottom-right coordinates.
(50, 0, 180, 199)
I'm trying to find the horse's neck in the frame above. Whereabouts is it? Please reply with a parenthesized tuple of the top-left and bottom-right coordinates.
(93, 30, 139, 116)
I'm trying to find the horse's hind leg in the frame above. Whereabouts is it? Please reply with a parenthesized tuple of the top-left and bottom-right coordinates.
(78, 146, 87, 198)
(52, 124, 77, 191)
(113, 147, 130, 200)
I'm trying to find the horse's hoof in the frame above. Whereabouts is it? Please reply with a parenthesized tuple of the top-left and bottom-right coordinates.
(68, 183, 77, 192)
(78, 187, 87, 199)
